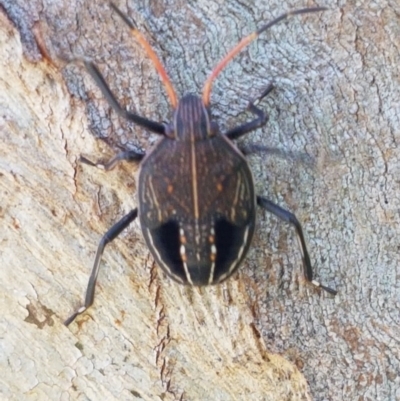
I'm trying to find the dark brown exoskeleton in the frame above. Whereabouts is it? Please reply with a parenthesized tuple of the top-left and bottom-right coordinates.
(64, 3, 336, 326)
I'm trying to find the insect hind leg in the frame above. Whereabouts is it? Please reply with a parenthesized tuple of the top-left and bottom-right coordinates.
(64, 208, 139, 326)
(257, 196, 337, 295)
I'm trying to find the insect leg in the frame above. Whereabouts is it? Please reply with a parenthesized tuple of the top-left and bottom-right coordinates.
(225, 84, 274, 140)
(84, 61, 166, 135)
(80, 149, 145, 171)
(239, 144, 315, 168)
(64, 208, 139, 326)
(257, 196, 337, 295)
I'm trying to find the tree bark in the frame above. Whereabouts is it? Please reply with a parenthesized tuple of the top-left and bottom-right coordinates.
(0, 1, 399, 400)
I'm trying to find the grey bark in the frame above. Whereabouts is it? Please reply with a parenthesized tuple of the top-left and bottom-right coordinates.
(0, 1, 399, 400)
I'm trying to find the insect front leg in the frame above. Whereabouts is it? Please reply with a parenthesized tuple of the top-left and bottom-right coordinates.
(257, 196, 337, 295)
(64, 208, 138, 326)
(225, 83, 274, 140)
(83, 60, 166, 135)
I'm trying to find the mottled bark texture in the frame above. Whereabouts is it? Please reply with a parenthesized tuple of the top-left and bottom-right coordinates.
(0, 1, 399, 400)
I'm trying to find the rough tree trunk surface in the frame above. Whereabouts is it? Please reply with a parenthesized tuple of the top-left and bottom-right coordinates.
(0, 1, 399, 400)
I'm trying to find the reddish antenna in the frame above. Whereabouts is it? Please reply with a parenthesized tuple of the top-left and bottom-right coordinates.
(110, 2, 178, 109)
(202, 7, 327, 107)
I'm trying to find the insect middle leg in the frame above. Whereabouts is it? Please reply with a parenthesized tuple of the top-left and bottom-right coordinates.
(257, 196, 337, 295)
(64, 208, 138, 326)
(80, 149, 145, 171)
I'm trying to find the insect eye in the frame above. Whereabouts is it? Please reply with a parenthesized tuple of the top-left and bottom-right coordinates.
(209, 121, 219, 137)
(164, 123, 175, 138)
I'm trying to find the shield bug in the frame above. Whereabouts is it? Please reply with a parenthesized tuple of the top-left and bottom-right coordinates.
(64, 3, 336, 326)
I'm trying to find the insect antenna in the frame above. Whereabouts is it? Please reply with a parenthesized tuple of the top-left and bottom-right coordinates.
(110, 2, 178, 109)
(202, 7, 327, 106)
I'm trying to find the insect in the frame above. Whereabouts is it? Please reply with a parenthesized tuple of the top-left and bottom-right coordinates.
(64, 3, 337, 326)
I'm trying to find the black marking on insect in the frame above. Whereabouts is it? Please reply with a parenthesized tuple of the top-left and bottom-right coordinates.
(64, 3, 336, 326)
